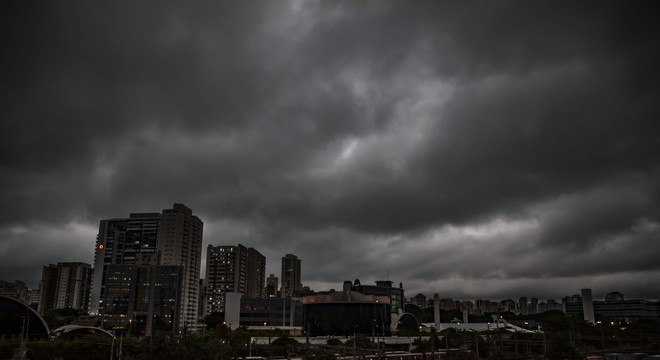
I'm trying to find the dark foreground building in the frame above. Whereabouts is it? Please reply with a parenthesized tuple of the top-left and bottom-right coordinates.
(302, 281, 390, 336)
(240, 297, 303, 326)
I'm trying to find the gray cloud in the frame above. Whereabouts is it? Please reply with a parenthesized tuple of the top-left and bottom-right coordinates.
(1, 1, 660, 300)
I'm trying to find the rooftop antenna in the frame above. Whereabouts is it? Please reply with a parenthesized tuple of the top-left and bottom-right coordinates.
(386, 269, 389, 281)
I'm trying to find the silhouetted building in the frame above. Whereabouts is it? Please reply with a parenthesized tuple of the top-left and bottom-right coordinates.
(98, 264, 183, 335)
(239, 297, 303, 327)
(500, 299, 516, 312)
(440, 298, 456, 310)
(91, 204, 203, 332)
(159, 204, 203, 331)
(266, 274, 279, 298)
(302, 281, 390, 336)
(352, 279, 404, 315)
(0, 280, 29, 305)
(518, 297, 528, 315)
(593, 299, 660, 319)
(90, 212, 161, 315)
(582, 289, 595, 324)
(605, 291, 624, 302)
(528, 297, 539, 315)
(129, 265, 182, 336)
(563, 294, 583, 317)
(205, 244, 266, 314)
(281, 254, 301, 297)
(246, 247, 266, 299)
(38, 262, 92, 314)
(410, 293, 427, 309)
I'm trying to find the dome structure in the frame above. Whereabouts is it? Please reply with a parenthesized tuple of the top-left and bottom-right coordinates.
(0, 295, 50, 339)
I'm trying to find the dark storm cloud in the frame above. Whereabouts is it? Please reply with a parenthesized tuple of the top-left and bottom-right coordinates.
(1, 1, 660, 299)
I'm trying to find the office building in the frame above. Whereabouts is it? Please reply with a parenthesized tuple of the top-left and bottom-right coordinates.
(239, 297, 303, 327)
(593, 299, 660, 319)
(129, 265, 183, 336)
(205, 244, 266, 313)
(90, 203, 203, 332)
(90, 212, 161, 315)
(302, 281, 390, 336)
(281, 254, 301, 297)
(37, 262, 92, 314)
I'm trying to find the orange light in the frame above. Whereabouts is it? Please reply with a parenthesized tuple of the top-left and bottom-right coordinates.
(99, 244, 105, 249)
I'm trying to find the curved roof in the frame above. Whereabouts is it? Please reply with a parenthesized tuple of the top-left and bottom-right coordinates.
(0, 295, 50, 339)
(53, 324, 115, 338)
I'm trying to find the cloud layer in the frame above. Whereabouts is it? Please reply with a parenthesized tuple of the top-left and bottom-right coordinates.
(2, 1, 660, 300)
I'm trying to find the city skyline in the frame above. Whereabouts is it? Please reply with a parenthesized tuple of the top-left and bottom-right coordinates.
(2, 2, 660, 301)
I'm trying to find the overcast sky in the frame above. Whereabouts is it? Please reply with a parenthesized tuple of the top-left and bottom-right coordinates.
(2, 1, 660, 301)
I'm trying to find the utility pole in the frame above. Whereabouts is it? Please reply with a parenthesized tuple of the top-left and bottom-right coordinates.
(430, 327, 435, 360)
(474, 333, 479, 360)
(110, 330, 115, 360)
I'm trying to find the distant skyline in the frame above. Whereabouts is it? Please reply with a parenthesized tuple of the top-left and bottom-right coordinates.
(1, 1, 660, 301)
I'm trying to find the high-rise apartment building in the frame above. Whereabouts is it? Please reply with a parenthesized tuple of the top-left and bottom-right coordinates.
(38, 262, 92, 314)
(0, 280, 29, 305)
(582, 288, 595, 324)
(90, 213, 161, 315)
(90, 204, 203, 332)
(246, 247, 266, 299)
(410, 293, 427, 309)
(159, 204, 204, 331)
(518, 297, 528, 315)
(266, 274, 279, 298)
(205, 244, 266, 313)
(280, 254, 301, 298)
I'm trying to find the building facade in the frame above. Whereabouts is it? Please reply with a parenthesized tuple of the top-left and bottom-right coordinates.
(239, 297, 303, 327)
(38, 262, 92, 314)
(266, 274, 279, 298)
(205, 244, 266, 314)
(0, 280, 29, 305)
(281, 254, 301, 298)
(246, 247, 266, 299)
(159, 204, 203, 331)
(302, 282, 390, 336)
(90, 203, 203, 332)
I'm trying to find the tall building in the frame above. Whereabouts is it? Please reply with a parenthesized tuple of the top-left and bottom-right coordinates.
(246, 247, 266, 299)
(90, 212, 161, 315)
(266, 274, 279, 298)
(38, 262, 92, 314)
(281, 254, 301, 298)
(205, 244, 265, 313)
(518, 297, 528, 315)
(90, 204, 203, 332)
(528, 297, 539, 315)
(159, 204, 204, 331)
(582, 288, 595, 324)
